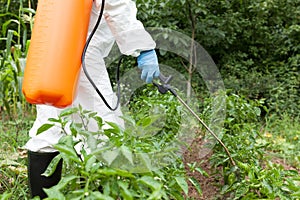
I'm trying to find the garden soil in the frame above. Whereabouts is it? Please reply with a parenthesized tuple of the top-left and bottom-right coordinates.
(183, 137, 224, 200)
(183, 138, 300, 200)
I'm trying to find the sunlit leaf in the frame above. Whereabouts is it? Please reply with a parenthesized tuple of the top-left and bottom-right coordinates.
(37, 123, 55, 135)
(42, 154, 62, 177)
(188, 177, 202, 195)
(175, 176, 188, 195)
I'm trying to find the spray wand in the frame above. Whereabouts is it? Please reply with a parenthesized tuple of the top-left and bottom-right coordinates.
(153, 74, 236, 166)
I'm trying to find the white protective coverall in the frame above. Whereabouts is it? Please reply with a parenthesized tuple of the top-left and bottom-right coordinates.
(25, 0, 156, 152)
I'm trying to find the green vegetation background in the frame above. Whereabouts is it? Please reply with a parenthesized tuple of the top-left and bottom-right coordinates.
(0, 0, 299, 199)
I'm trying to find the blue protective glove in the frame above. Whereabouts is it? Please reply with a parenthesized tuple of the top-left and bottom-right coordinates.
(137, 49, 160, 83)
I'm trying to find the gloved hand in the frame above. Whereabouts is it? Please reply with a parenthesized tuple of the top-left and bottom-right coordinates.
(137, 49, 160, 83)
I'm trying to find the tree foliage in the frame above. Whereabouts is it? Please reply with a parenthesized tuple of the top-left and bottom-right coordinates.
(136, 0, 300, 117)
(0, 0, 299, 117)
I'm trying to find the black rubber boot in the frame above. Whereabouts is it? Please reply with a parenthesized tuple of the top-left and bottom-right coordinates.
(28, 151, 63, 199)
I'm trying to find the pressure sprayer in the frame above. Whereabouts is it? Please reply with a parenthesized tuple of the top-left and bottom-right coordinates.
(22, 0, 234, 166)
(22, 0, 117, 110)
(22, 0, 94, 107)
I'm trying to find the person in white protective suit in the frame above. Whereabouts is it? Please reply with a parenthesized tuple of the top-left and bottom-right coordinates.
(26, 0, 160, 198)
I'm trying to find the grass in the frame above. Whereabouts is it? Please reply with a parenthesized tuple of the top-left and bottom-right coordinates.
(262, 113, 300, 169)
(0, 108, 35, 199)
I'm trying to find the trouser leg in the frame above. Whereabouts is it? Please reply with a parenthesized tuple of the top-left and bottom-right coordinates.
(27, 151, 63, 199)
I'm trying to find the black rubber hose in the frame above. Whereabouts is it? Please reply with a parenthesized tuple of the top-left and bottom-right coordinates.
(81, 0, 121, 111)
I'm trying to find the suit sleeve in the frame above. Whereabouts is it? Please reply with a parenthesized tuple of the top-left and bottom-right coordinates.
(103, 0, 156, 56)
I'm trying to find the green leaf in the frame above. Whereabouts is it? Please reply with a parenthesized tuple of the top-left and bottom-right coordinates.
(106, 121, 122, 134)
(42, 154, 62, 177)
(175, 176, 188, 195)
(57, 135, 74, 147)
(118, 181, 133, 200)
(101, 149, 120, 165)
(228, 173, 236, 186)
(114, 168, 134, 178)
(90, 191, 114, 200)
(121, 115, 136, 126)
(84, 155, 97, 172)
(195, 167, 209, 177)
(55, 143, 81, 163)
(285, 178, 300, 191)
(235, 184, 249, 198)
(59, 107, 79, 117)
(21, 7, 36, 14)
(94, 116, 103, 128)
(237, 161, 250, 172)
(3, 21, 18, 36)
(220, 184, 231, 194)
(44, 175, 78, 199)
(138, 116, 152, 127)
(261, 179, 273, 195)
(291, 190, 300, 198)
(139, 176, 162, 191)
(37, 123, 55, 135)
(88, 111, 97, 118)
(86, 134, 97, 151)
(121, 145, 133, 165)
(188, 177, 202, 195)
(54, 136, 81, 163)
(135, 153, 152, 172)
(69, 122, 80, 136)
(0, 191, 12, 200)
(147, 189, 164, 200)
(168, 190, 184, 200)
(48, 118, 61, 123)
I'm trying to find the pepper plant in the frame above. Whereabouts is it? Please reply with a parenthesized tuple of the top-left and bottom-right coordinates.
(36, 104, 201, 199)
(210, 93, 300, 199)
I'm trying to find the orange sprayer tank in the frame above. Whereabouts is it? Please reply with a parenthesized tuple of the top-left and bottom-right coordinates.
(22, 0, 93, 108)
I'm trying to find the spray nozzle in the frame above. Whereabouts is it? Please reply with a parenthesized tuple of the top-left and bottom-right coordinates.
(153, 73, 177, 96)
(159, 74, 173, 84)
(153, 82, 169, 94)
